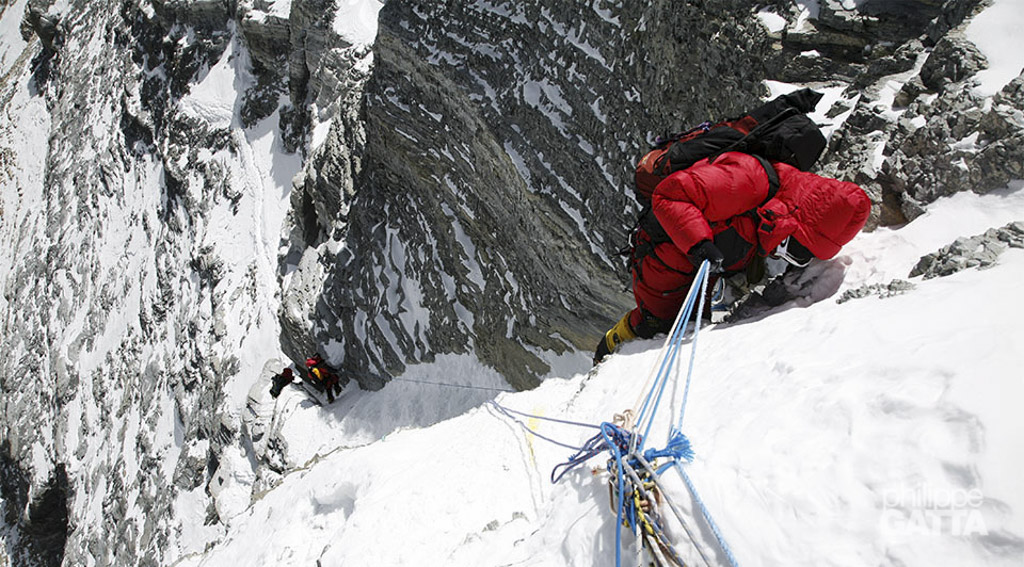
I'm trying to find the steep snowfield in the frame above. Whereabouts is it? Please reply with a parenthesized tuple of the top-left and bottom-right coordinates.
(965, 0, 1024, 97)
(333, 0, 384, 47)
(0, 0, 29, 75)
(177, 33, 303, 410)
(183, 187, 1024, 566)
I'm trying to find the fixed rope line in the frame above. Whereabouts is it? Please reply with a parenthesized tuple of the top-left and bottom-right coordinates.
(674, 259, 711, 434)
(675, 461, 741, 567)
(648, 260, 742, 567)
(641, 259, 708, 435)
(622, 459, 688, 567)
(600, 422, 632, 564)
(391, 376, 516, 393)
(635, 452, 713, 567)
(629, 282, 694, 438)
(487, 401, 595, 454)
(589, 260, 711, 567)
(615, 260, 743, 567)
(489, 401, 602, 430)
(632, 283, 694, 428)
(634, 260, 710, 454)
(487, 403, 632, 484)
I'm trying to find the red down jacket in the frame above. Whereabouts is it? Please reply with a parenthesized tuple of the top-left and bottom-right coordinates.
(630, 152, 870, 321)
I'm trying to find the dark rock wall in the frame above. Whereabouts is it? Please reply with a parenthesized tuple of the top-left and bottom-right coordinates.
(290, 0, 777, 389)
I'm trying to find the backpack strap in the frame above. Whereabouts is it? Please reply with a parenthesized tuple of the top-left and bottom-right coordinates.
(628, 209, 696, 284)
(751, 154, 779, 203)
(749, 155, 783, 258)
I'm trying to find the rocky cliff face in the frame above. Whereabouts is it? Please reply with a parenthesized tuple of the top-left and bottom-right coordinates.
(2, 0, 306, 564)
(0, 0, 1021, 565)
(283, 0, 778, 390)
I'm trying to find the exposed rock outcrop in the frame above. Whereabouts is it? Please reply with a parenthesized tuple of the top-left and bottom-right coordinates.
(909, 221, 1024, 278)
(805, 1, 1024, 228)
(836, 279, 917, 303)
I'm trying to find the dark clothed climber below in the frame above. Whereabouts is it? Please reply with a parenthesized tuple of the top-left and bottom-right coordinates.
(269, 367, 294, 398)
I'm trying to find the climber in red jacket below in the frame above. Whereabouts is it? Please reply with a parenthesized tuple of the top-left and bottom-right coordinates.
(594, 151, 871, 363)
(306, 355, 342, 403)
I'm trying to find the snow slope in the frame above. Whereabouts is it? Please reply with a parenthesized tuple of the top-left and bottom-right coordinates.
(0, 0, 29, 76)
(182, 186, 1024, 566)
(965, 0, 1024, 97)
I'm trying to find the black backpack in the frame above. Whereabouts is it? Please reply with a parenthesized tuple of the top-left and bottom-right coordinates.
(633, 88, 827, 205)
(628, 89, 828, 275)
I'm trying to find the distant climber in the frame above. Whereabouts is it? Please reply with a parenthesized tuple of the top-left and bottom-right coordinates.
(305, 355, 342, 403)
(595, 151, 870, 363)
(269, 367, 294, 398)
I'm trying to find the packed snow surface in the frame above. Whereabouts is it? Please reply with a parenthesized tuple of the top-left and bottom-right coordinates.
(179, 35, 244, 130)
(965, 0, 1024, 97)
(755, 9, 787, 34)
(0, 0, 29, 75)
(333, 0, 384, 46)
(182, 186, 1024, 566)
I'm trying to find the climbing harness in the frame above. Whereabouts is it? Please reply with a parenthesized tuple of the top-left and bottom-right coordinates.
(491, 260, 741, 567)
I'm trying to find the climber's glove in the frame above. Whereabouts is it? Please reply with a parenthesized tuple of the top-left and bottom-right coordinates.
(688, 240, 725, 274)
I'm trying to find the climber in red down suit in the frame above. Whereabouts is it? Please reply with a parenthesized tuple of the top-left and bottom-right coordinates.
(594, 151, 871, 362)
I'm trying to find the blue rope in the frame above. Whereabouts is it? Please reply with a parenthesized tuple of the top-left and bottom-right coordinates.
(675, 461, 742, 567)
(663, 261, 743, 567)
(646, 429, 694, 467)
(675, 260, 711, 432)
(487, 401, 595, 453)
(487, 402, 624, 484)
(599, 422, 632, 563)
(550, 429, 611, 483)
(633, 279, 697, 431)
(626, 260, 743, 567)
(634, 316, 685, 448)
(636, 261, 709, 451)
(489, 401, 601, 430)
(601, 261, 710, 567)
